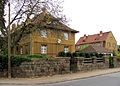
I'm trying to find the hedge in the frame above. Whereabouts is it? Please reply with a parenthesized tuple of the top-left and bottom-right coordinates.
(57, 51, 104, 58)
(27, 54, 48, 58)
(0, 55, 31, 72)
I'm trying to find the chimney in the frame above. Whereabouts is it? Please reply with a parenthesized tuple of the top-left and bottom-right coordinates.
(100, 31, 103, 36)
(42, 8, 46, 16)
(12, 24, 16, 32)
(12, 24, 16, 29)
(84, 34, 87, 39)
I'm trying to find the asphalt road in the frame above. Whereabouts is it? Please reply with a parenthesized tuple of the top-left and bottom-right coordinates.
(1, 72, 120, 86)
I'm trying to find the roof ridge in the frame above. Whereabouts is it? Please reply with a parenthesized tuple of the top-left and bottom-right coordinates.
(87, 31, 111, 37)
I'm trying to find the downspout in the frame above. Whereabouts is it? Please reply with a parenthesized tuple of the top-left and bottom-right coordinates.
(30, 33, 32, 55)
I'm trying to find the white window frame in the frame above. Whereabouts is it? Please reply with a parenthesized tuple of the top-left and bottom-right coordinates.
(64, 32, 68, 40)
(107, 42, 111, 47)
(78, 45, 81, 49)
(113, 43, 116, 48)
(64, 46, 69, 53)
(41, 45, 47, 54)
(20, 47, 23, 55)
(41, 29, 47, 37)
(110, 37, 113, 40)
(98, 43, 101, 46)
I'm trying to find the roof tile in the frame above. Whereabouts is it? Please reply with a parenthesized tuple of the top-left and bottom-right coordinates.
(76, 31, 110, 45)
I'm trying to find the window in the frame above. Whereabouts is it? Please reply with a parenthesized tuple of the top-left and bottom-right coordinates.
(25, 45, 29, 54)
(41, 29, 47, 37)
(98, 43, 101, 46)
(78, 45, 81, 49)
(113, 43, 116, 48)
(110, 37, 113, 40)
(107, 42, 111, 47)
(41, 45, 47, 54)
(64, 32, 68, 40)
(64, 46, 69, 53)
(20, 47, 23, 55)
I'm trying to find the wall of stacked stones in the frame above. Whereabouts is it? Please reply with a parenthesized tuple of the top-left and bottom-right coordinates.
(1, 56, 120, 78)
(12, 57, 70, 78)
(113, 56, 120, 68)
(71, 56, 109, 72)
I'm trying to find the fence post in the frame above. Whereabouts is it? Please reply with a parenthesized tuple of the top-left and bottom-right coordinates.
(92, 56, 97, 64)
(76, 57, 84, 71)
(113, 56, 117, 68)
(104, 56, 109, 68)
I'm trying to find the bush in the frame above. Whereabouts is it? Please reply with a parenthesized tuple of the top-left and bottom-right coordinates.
(65, 52, 72, 57)
(89, 53, 95, 57)
(72, 52, 78, 58)
(84, 53, 91, 58)
(27, 54, 48, 58)
(58, 51, 66, 57)
(70, 64, 77, 71)
(99, 53, 104, 58)
(94, 53, 99, 58)
(0, 55, 31, 72)
(78, 53, 85, 57)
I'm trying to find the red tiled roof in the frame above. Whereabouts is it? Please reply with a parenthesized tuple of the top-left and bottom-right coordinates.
(80, 45, 112, 54)
(76, 31, 111, 45)
(30, 12, 79, 33)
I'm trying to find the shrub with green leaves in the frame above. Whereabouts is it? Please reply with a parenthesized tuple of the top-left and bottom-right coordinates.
(89, 53, 95, 57)
(27, 54, 48, 58)
(65, 52, 72, 57)
(84, 53, 91, 58)
(78, 53, 85, 57)
(58, 51, 66, 57)
(99, 53, 104, 58)
(94, 53, 99, 58)
(72, 52, 78, 58)
(0, 55, 31, 72)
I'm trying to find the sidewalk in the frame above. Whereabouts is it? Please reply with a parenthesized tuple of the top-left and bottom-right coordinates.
(0, 68, 120, 85)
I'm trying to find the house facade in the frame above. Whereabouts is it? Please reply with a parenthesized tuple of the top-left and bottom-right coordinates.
(76, 31, 117, 54)
(13, 11, 78, 57)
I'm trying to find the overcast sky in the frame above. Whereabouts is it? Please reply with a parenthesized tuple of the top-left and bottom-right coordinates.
(63, 0, 120, 45)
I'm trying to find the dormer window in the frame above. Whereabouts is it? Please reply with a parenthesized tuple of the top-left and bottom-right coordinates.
(41, 29, 47, 37)
(110, 37, 113, 40)
(64, 32, 68, 40)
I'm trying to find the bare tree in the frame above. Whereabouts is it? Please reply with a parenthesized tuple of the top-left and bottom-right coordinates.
(0, 0, 66, 53)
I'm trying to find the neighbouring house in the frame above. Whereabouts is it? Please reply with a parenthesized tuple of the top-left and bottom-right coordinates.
(76, 31, 117, 54)
(79, 45, 112, 55)
(13, 9, 79, 57)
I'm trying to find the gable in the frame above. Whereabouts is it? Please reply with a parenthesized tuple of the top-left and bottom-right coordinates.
(106, 31, 117, 43)
(76, 31, 110, 45)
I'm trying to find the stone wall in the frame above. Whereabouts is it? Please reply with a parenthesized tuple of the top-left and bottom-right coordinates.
(71, 56, 109, 72)
(1, 56, 119, 78)
(113, 57, 120, 68)
(11, 57, 70, 78)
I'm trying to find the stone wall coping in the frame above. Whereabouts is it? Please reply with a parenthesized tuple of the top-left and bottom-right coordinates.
(30, 57, 70, 60)
(103, 56, 110, 58)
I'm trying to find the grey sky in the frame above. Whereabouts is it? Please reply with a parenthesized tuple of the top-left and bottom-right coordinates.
(63, 0, 120, 45)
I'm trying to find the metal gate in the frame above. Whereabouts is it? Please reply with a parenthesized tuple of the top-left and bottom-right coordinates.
(109, 57, 114, 68)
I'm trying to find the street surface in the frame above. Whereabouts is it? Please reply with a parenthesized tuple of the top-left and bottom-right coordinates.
(1, 72, 120, 86)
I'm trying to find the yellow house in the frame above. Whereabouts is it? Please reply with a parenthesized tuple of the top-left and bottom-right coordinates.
(76, 31, 117, 54)
(13, 11, 78, 57)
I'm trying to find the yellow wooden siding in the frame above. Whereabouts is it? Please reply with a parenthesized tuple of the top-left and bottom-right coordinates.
(105, 31, 117, 53)
(16, 27, 76, 57)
